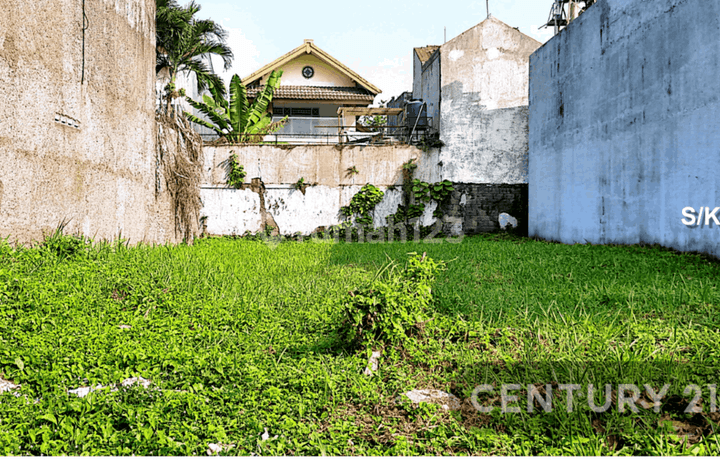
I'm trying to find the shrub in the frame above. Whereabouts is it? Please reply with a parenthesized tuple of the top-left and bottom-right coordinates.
(339, 252, 445, 349)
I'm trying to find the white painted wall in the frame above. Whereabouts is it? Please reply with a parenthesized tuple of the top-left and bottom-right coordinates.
(529, 0, 720, 257)
(438, 17, 541, 185)
(199, 144, 443, 236)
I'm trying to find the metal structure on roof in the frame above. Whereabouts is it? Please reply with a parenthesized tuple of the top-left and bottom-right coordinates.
(542, 0, 597, 35)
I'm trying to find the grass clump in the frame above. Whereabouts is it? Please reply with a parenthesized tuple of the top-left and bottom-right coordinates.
(339, 252, 445, 349)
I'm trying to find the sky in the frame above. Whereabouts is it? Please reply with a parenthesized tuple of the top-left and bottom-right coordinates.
(196, 0, 557, 105)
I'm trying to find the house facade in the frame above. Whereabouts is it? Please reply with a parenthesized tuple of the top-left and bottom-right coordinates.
(390, 16, 541, 235)
(243, 40, 380, 143)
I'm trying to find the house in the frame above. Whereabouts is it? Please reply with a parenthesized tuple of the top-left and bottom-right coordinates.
(392, 16, 541, 235)
(412, 45, 441, 134)
(243, 40, 381, 143)
(386, 46, 439, 139)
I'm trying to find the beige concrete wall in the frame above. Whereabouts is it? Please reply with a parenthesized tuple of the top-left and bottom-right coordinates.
(203, 144, 427, 187)
(0, 0, 175, 244)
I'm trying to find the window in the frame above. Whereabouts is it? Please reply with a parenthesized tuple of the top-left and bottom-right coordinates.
(273, 107, 320, 117)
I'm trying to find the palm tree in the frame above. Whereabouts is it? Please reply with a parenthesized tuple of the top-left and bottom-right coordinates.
(156, 0, 233, 112)
(184, 72, 288, 143)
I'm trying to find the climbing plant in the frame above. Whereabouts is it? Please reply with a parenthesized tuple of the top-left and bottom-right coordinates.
(389, 161, 455, 224)
(226, 152, 246, 188)
(340, 184, 384, 227)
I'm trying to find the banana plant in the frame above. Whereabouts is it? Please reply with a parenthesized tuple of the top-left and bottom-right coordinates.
(184, 70, 287, 143)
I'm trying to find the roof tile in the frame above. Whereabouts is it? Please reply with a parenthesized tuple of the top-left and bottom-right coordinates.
(248, 85, 375, 102)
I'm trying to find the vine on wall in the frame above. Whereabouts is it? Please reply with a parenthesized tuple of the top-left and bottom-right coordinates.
(340, 184, 385, 228)
(389, 158, 454, 225)
(226, 152, 247, 189)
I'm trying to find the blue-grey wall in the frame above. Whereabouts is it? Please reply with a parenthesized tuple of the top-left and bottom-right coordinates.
(529, 0, 720, 257)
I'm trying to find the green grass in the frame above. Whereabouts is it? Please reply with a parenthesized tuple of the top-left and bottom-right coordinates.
(0, 233, 719, 455)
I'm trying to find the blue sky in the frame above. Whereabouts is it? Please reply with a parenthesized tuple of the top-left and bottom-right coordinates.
(198, 0, 556, 103)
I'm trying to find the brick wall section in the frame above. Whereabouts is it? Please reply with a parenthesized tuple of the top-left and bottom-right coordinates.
(442, 183, 528, 236)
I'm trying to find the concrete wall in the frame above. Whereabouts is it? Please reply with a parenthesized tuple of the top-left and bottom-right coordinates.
(420, 50, 441, 133)
(438, 16, 542, 185)
(203, 144, 424, 188)
(412, 52, 423, 100)
(529, 0, 720, 257)
(200, 144, 526, 236)
(0, 0, 176, 244)
(200, 144, 425, 235)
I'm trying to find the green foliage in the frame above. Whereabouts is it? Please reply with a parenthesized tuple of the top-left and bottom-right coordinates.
(357, 115, 387, 131)
(346, 165, 359, 176)
(411, 179, 454, 204)
(293, 177, 306, 190)
(184, 72, 287, 143)
(418, 133, 445, 152)
(340, 184, 384, 227)
(1, 229, 719, 455)
(155, 0, 233, 110)
(226, 152, 246, 188)
(402, 158, 418, 172)
(339, 253, 445, 348)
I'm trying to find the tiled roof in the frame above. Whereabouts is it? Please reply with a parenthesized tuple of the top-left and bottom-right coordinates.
(247, 86, 375, 102)
(414, 46, 440, 64)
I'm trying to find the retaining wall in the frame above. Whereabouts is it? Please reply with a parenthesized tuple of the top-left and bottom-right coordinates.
(200, 144, 528, 236)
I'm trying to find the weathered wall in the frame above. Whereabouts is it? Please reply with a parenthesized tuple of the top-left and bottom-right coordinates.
(529, 0, 720, 257)
(412, 52, 423, 101)
(441, 184, 528, 235)
(200, 145, 425, 236)
(438, 16, 541, 184)
(0, 0, 175, 244)
(202, 144, 424, 188)
(420, 50, 441, 133)
(200, 144, 526, 236)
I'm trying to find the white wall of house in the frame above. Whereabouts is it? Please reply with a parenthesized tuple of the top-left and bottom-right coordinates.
(412, 52, 423, 98)
(420, 51, 441, 133)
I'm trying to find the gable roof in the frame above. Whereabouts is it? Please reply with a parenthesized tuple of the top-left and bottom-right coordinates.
(243, 40, 381, 95)
(414, 46, 440, 64)
(446, 16, 542, 48)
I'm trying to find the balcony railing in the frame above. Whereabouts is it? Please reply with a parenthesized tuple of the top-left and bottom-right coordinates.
(197, 116, 435, 145)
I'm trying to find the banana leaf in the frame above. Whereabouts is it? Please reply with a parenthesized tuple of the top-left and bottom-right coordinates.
(229, 74, 249, 134)
(246, 70, 282, 129)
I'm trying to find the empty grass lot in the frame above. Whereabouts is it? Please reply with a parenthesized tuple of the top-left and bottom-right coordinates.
(0, 233, 719, 455)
